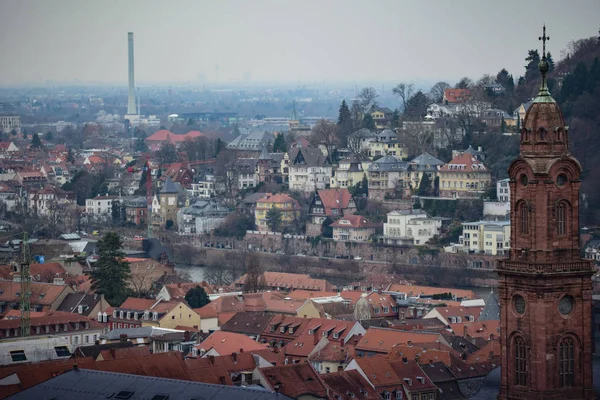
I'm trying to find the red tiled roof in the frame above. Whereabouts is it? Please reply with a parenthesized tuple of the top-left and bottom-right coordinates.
(256, 193, 300, 206)
(0, 311, 93, 329)
(235, 272, 332, 292)
(451, 320, 500, 340)
(321, 370, 380, 399)
(438, 152, 488, 173)
(330, 214, 378, 229)
(146, 130, 204, 142)
(195, 331, 268, 355)
(283, 334, 318, 358)
(316, 188, 354, 216)
(356, 327, 444, 354)
(193, 306, 218, 319)
(0, 281, 70, 306)
(443, 88, 471, 103)
(258, 363, 328, 398)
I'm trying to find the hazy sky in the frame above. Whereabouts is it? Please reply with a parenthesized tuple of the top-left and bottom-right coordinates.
(0, 0, 599, 86)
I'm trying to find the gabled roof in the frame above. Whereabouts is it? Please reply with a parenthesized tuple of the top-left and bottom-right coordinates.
(439, 153, 488, 173)
(356, 327, 443, 354)
(410, 152, 445, 170)
(330, 214, 378, 229)
(160, 176, 180, 194)
(195, 331, 268, 354)
(315, 188, 354, 216)
(220, 312, 274, 336)
(367, 155, 409, 172)
(289, 147, 328, 166)
(444, 88, 471, 103)
(258, 363, 328, 399)
(321, 370, 379, 399)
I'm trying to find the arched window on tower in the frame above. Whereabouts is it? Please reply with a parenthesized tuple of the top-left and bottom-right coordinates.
(539, 128, 546, 141)
(514, 336, 528, 386)
(556, 201, 567, 236)
(519, 203, 529, 235)
(559, 337, 575, 388)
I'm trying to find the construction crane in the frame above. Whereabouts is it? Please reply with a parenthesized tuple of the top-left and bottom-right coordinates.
(19, 232, 31, 337)
(127, 157, 154, 239)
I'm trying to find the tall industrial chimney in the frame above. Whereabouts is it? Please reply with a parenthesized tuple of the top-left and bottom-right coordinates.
(127, 32, 138, 115)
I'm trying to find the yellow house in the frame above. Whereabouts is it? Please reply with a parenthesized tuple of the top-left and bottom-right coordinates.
(407, 152, 445, 191)
(369, 105, 394, 129)
(255, 193, 300, 232)
(331, 154, 370, 188)
(368, 140, 407, 159)
(110, 298, 201, 331)
(438, 153, 491, 198)
(265, 298, 322, 319)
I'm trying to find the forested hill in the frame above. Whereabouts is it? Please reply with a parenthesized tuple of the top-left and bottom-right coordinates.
(475, 35, 600, 225)
(550, 37, 600, 226)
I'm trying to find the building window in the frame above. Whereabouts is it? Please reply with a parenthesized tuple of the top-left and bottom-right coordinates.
(514, 336, 528, 386)
(557, 202, 567, 236)
(10, 350, 27, 362)
(519, 203, 529, 235)
(559, 337, 575, 388)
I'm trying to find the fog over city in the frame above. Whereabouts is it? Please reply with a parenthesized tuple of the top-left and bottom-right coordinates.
(1, 0, 599, 86)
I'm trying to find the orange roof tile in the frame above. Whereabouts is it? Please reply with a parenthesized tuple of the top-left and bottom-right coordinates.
(330, 214, 378, 229)
(438, 152, 488, 173)
(195, 331, 268, 355)
(146, 130, 204, 142)
(387, 284, 477, 300)
(316, 188, 354, 216)
(356, 327, 443, 354)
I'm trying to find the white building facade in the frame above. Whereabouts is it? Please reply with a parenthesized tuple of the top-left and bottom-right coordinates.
(383, 209, 442, 246)
(0, 115, 21, 134)
(85, 195, 120, 220)
(460, 220, 510, 255)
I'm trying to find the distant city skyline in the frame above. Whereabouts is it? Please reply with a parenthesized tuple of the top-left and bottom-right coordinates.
(0, 0, 599, 87)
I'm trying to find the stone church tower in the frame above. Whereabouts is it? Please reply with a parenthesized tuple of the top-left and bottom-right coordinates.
(497, 27, 595, 400)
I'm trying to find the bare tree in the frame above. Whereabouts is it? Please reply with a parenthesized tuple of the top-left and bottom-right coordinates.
(428, 81, 450, 103)
(311, 119, 338, 164)
(243, 253, 266, 293)
(399, 123, 434, 156)
(392, 83, 414, 112)
(358, 87, 379, 111)
(347, 128, 370, 154)
(350, 101, 363, 130)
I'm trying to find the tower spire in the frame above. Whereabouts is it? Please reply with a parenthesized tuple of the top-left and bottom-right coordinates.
(535, 25, 553, 101)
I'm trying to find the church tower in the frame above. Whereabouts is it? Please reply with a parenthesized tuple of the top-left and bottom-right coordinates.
(497, 26, 595, 400)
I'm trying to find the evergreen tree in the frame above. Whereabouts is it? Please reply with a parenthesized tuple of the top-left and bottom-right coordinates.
(111, 200, 121, 222)
(90, 232, 131, 305)
(185, 286, 211, 308)
(214, 138, 225, 156)
(501, 117, 508, 132)
(362, 114, 376, 130)
(524, 49, 541, 82)
(67, 147, 76, 164)
(337, 100, 353, 145)
(265, 207, 282, 232)
(404, 91, 432, 120)
(273, 133, 287, 152)
(546, 52, 555, 72)
(30, 133, 43, 149)
(417, 173, 432, 196)
(44, 131, 53, 141)
(391, 109, 400, 128)
(135, 136, 148, 152)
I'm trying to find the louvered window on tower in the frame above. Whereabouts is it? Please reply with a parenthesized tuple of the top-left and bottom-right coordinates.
(559, 338, 575, 388)
(514, 336, 527, 386)
(557, 202, 567, 236)
(519, 204, 529, 235)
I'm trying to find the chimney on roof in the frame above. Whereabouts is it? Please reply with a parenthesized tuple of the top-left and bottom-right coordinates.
(232, 352, 237, 362)
(119, 334, 128, 343)
(239, 348, 244, 353)
(219, 376, 226, 385)
(463, 325, 468, 337)
(177, 282, 182, 288)
(209, 355, 215, 365)
(402, 357, 408, 363)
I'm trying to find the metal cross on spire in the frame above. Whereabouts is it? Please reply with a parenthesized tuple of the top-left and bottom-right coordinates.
(539, 24, 550, 59)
